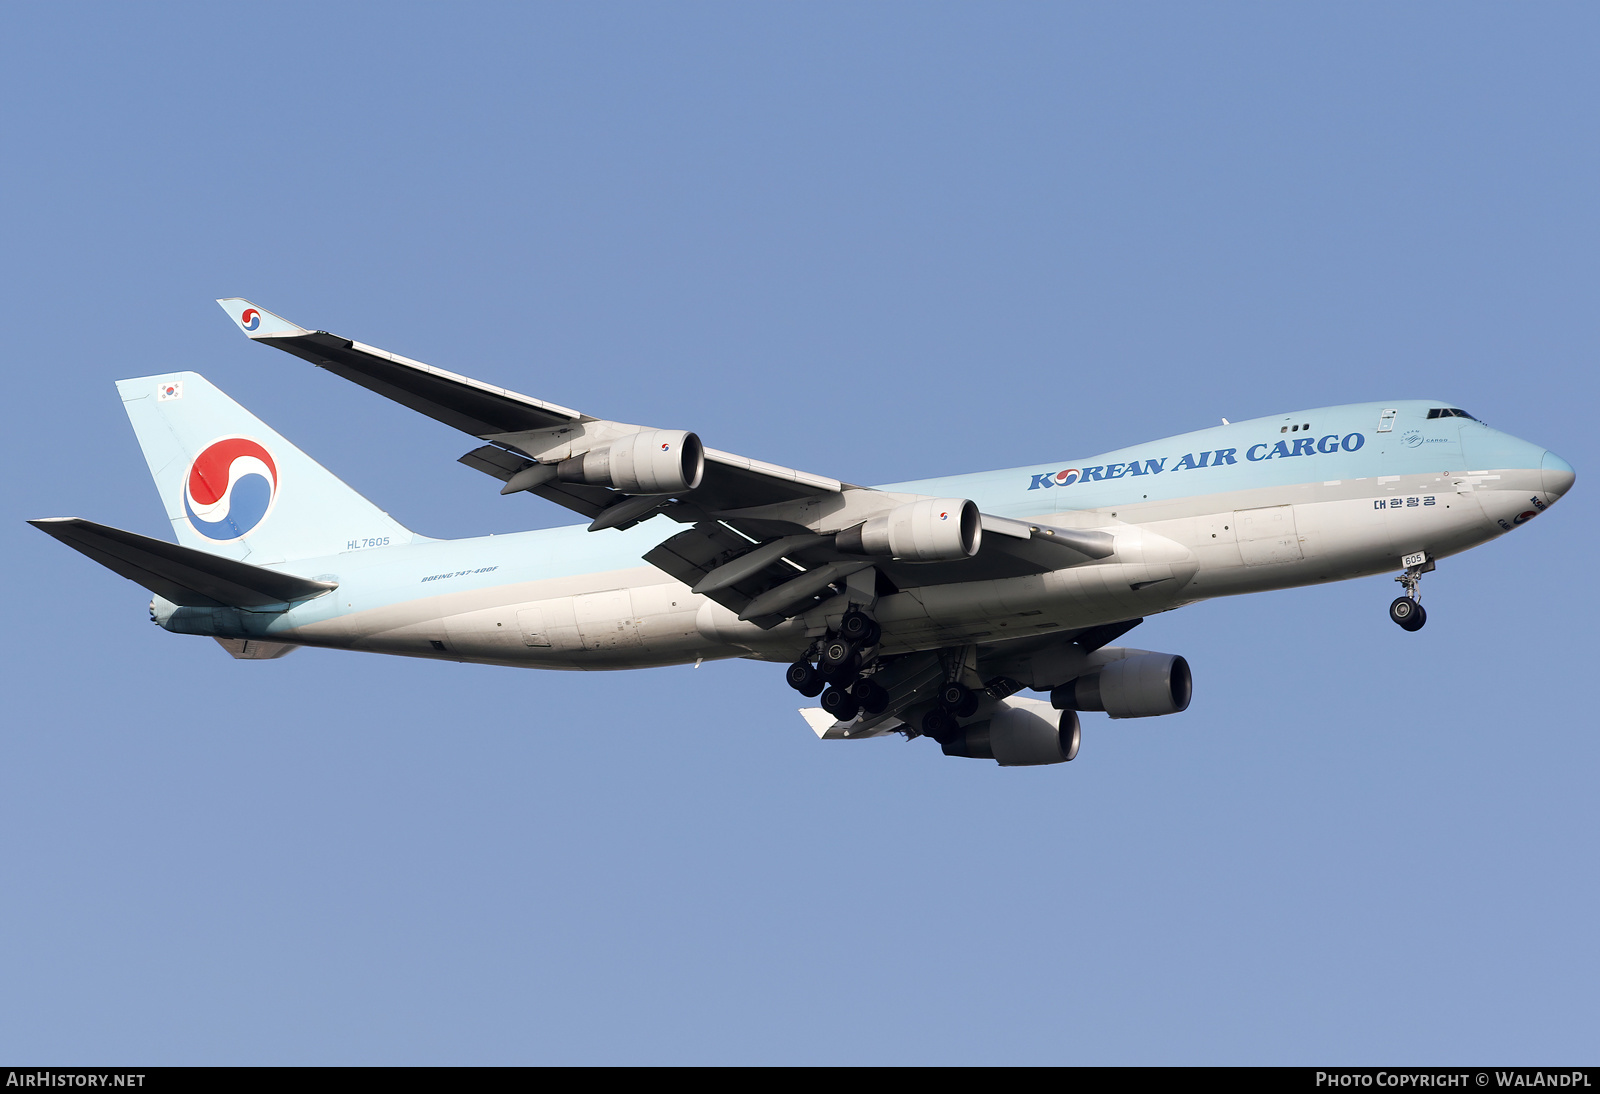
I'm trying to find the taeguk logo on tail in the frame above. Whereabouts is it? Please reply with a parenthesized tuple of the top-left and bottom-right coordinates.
(240, 308, 261, 331)
(183, 437, 278, 541)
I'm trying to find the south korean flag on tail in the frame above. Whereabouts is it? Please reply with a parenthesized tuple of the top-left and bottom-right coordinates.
(158, 380, 183, 401)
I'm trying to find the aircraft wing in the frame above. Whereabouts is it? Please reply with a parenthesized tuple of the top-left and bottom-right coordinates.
(216, 299, 584, 436)
(218, 299, 1114, 627)
(217, 298, 842, 519)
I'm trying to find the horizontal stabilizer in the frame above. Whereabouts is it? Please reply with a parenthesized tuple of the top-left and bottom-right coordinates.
(29, 517, 337, 608)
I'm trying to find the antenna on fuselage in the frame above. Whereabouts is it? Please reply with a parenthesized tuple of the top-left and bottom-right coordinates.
(1221, 418, 1230, 425)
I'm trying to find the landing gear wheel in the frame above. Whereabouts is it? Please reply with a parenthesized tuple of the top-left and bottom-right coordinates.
(852, 679, 890, 716)
(1389, 596, 1425, 630)
(820, 687, 860, 722)
(786, 661, 823, 697)
(839, 610, 881, 646)
(921, 708, 959, 743)
(819, 636, 858, 670)
(1059, 709, 1081, 762)
(819, 637, 861, 683)
(938, 682, 980, 718)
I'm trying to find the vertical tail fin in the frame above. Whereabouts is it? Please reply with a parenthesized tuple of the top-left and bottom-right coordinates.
(119, 372, 418, 564)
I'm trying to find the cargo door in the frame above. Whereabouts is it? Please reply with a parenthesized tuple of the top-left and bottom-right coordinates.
(1234, 505, 1304, 565)
(573, 589, 641, 650)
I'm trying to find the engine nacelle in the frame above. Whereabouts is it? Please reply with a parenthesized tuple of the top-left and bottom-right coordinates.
(942, 701, 1080, 766)
(836, 498, 982, 562)
(1051, 652, 1192, 719)
(558, 429, 704, 495)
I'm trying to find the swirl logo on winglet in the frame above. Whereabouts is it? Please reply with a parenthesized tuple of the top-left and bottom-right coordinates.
(240, 308, 261, 331)
(183, 437, 278, 541)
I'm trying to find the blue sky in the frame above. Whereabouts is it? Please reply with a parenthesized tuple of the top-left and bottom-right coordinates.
(2, 2, 1595, 1064)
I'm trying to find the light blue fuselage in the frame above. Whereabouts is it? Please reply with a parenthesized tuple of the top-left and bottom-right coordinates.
(154, 400, 1574, 669)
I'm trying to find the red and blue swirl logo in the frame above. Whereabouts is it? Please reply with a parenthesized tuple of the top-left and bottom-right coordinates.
(240, 308, 261, 331)
(1053, 468, 1081, 486)
(183, 437, 278, 541)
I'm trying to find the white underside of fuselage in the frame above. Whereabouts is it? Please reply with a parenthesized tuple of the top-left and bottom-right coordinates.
(276, 466, 1542, 671)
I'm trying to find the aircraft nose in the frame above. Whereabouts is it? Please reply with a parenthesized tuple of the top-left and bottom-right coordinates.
(1541, 449, 1575, 503)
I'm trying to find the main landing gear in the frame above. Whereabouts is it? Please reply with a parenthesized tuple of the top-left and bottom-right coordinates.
(1389, 556, 1433, 632)
(787, 610, 887, 721)
(920, 674, 981, 742)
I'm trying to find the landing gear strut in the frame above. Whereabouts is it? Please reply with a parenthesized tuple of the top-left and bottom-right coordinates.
(1390, 556, 1432, 632)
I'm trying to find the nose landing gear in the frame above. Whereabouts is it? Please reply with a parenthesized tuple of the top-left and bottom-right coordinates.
(1390, 554, 1434, 632)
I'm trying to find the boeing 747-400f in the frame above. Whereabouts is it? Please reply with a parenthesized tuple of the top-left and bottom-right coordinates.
(30, 300, 1576, 766)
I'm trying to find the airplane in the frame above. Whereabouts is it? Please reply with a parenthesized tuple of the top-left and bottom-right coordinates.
(29, 299, 1576, 766)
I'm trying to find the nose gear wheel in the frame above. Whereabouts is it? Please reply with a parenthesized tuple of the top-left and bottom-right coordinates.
(1389, 596, 1427, 631)
(1390, 557, 1432, 632)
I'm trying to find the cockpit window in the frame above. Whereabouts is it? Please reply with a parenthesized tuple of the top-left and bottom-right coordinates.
(1427, 408, 1480, 421)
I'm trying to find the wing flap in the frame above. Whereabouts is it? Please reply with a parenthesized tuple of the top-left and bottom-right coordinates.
(641, 523, 814, 628)
(29, 517, 336, 608)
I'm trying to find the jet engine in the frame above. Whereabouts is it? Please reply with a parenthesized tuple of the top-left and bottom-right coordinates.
(558, 429, 705, 495)
(1051, 652, 1192, 719)
(941, 699, 1080, 766)
(836, 498, 982, 562)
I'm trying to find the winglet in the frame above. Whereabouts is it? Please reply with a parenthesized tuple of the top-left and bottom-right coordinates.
(215, 298, 308, 339)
